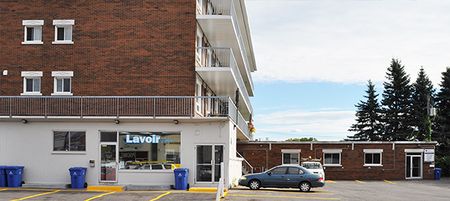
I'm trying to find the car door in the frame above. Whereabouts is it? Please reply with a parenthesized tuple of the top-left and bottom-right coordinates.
(264, 167, 288, 187)
(286, 167, 305, 187)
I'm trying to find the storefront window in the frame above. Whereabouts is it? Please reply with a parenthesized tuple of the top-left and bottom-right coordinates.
(53, 131, 86, 152)
(118, 132, 180, 171)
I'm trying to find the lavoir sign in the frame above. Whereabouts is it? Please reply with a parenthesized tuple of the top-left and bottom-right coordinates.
(125, 134, 161, 144)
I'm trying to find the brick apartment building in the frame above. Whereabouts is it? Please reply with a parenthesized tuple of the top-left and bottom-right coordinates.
(238, 141, 437, 180)
(0, 0, 256, 188)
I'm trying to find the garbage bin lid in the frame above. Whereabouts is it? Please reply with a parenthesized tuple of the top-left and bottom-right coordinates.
(174, 168, 189, 172)
(69, 167, 87, 171)
(4, 166, 24, 169)
(435, 168, 442, 170)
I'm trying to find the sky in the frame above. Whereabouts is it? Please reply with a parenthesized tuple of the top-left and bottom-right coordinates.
(245, 0, 450, 141)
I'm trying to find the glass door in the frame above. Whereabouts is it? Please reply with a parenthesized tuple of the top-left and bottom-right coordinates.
(196, 145, 224, 183)
(100, 144, 117, 182)
(406, 154, 422, 179)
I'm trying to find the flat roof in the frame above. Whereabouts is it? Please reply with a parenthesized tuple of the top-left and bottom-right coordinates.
(241, 141, 438, 145)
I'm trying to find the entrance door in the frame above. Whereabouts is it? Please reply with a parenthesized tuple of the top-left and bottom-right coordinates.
(406, 154, 422, 179)
(100, 144, 117, 182)
(196, 145, 224, 183)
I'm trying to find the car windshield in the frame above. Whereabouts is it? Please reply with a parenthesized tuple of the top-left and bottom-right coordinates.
(302, 163, 322, 169)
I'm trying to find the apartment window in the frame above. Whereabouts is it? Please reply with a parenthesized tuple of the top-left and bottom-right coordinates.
(22, 20, 44, 44)
(53, 131, 86, 152)
(364, 149, 383, 166)
(195, 79, 202, 113)
(323, 149, 342, 166)
(282, 149, 300, 164)
(52, 71, 73, 95)
(21, 71, 42, 95)
(53, 20, 74, 44)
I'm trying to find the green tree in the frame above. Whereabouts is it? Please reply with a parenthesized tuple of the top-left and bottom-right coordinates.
(381, 59, 414, 141)
(435, 67, 450, 176)
(286, 137, 318, 142)
(411, 67, 435, 141)
(347, 80, 383, 141)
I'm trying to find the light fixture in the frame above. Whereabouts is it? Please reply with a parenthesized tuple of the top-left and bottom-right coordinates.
(21, 119, 28, 124)
(173, 120, 179, 125)
(114, 119, 120, 124)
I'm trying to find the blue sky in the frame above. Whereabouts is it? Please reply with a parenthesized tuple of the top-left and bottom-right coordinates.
(246, 0, 450, 141)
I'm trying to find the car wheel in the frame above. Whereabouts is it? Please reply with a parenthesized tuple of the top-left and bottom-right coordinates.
(299, 182, 311, 192)
(248, 179, 261, 190)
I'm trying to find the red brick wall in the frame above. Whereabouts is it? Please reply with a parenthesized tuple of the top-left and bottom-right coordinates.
(0, 0, 196, 96)
(238, 142, 436, 180)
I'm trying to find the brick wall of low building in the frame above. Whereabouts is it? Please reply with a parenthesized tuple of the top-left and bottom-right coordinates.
(238, 142, 436, 180)
(0, 0, 196, 96)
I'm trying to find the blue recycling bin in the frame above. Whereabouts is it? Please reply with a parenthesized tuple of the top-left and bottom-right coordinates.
(69, 167, 87, 189)
(0, 166, 7, 187)
(434, 168, 442, 180)
(5, 166, 24, 187)
(174, 168, 189, 190)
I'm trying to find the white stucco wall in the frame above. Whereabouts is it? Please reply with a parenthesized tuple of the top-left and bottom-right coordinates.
(0, 120, 235, 187)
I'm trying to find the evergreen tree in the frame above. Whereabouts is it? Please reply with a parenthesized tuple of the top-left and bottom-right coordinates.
(347, 80, 383, 141)
(435, 68, 450, 158)
(381, 59, 413, 141)
(411, 67, 435, 141)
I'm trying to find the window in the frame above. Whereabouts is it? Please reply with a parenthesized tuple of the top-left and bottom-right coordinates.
(270, 167, 287, 175)
(364, 149, 383, 166)
(195, 78, 202, 113)
(323, 149, 342, 166)
(287, 167, 304, 175)
(22, 20, 43, 44)
(53, 131, 86, 152)
(281, 149, 300, 164)
(21, 71, 42, 95)
(52, 71, 73, 95)
(53, 20, 74, 44)
(118, 132, 180, 171)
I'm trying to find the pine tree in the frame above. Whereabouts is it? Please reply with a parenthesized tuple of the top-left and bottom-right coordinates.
(435, 67, 450, 157)
(347, 80, 383, 141)
(411, 67, 434, 141)
(381, 59, 414, 141)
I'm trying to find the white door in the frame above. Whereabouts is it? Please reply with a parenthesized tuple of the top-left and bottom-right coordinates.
(195, 145, 224, 183)
(99, 132, 118, 183)
(406, 154, 422, 179)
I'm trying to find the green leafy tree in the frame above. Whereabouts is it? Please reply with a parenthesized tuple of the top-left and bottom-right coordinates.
(286, 137, 318, 142)
(411, 67, 435, 141)
(347, 80, 383, 141)
(381, 59, 414, 141)
(435, 67, 450, 176)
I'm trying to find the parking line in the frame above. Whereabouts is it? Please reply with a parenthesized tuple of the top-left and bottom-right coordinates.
(228, 194, 339, 200)
(84, 191, 115, 201)
(11, 190, 61, 201)
(326, 180, 336, 183)
(355, 180, 365, 184)
(149, 191, 171, 201)
(384, 180, 395, 184)
(0, 189, 7, 192)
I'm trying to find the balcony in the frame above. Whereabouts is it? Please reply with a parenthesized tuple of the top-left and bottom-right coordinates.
(0, 96, 251, 140)
(196, 0, 255, 96)
(196, 47, 252, 117)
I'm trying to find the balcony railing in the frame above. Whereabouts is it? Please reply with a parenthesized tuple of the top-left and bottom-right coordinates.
(197, 0, 254, 92)
(0, 96, 251, 138)
(196, 47, 251, 112)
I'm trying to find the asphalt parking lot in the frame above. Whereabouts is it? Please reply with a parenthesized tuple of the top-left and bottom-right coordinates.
(0, 179, 449, 201)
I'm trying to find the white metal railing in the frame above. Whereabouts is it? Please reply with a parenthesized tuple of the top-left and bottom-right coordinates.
(198, 0, 254, 93)
(196, 47, 251, 112)
(236, 152, 253, 174)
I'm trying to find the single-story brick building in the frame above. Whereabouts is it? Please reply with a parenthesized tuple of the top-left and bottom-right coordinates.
(237, 141, 437, 180)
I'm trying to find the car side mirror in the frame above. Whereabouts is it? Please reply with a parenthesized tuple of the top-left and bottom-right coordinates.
(267, 172, 272, 176)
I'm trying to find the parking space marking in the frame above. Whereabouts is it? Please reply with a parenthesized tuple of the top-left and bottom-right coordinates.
(149, 191, 172, 201)
(384, 180, 395, 184)
(84, 191, 115, 201)
(326, 180, 336, 183)
(11, 190, 61, 201)
(228, 194, 339, 200)
(355, 180, 365, 183)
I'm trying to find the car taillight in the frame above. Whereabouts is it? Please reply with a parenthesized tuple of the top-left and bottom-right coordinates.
(318, 177, 324, 182)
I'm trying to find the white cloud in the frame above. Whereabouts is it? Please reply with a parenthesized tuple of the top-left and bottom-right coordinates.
(254, 109, 355, 141)
(247, 0, 450, 85)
